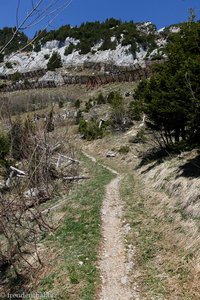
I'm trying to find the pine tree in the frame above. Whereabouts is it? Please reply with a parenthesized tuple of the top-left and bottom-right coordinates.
(47, 51, 62, 71)
(133, 21, 200, 148)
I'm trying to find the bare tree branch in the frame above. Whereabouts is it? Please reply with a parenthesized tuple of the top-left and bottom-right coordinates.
(0, 0, 73, 55)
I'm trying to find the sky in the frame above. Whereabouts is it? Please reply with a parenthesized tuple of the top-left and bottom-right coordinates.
(0, 0, 199, 36)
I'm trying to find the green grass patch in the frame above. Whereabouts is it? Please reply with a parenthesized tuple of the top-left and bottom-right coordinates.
(35, 154, 115, 299)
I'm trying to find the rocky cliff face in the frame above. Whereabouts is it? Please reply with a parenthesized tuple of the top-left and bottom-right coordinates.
(0, 21, 179, 75)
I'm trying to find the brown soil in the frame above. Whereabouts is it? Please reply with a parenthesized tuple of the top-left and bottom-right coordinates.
(99, 174, 132, 300)
(83, 152, 132, 300)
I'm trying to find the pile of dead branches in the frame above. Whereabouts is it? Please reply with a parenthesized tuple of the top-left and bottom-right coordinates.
(0, 109, 83, 291)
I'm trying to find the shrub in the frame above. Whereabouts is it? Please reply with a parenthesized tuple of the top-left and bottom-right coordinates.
(97, 93, 106, 104)
(47, 52, 62, 71)
(79, 118, 103, 140)
(110, 91, 123, 108)
(128, 100, 142, 121)
(110, 92, 128, 130)
(44, 54, 50, 60)
(64, 43, 76, 56)
(5, 62, 12, 69)
(130, 129, 146, 144)
(118, 145, 130, 154)
(125, 92, 130, 97)
(85, 100, 93, 112)
(76, 41, 91, 55)
(78, 118, 87, 134)
(34, 43, 41, 52)
(24, 79, 30, 86)
(99, 38, 117, 51)
(11, 72, 22, 82)
(107, 91, 115, 103)
(58, 99, 64, 108)
(74, 99, 81, 109)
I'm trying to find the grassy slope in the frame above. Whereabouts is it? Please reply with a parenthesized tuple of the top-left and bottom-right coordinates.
(84, 131, 200, 299)
(5, 80, 200, 299)
(35, 155, 114, 300)
(121, 173, 200, 300)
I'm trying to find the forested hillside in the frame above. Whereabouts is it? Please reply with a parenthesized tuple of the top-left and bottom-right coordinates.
(0, 18, 179, 73)
(39, 18, 157, 56)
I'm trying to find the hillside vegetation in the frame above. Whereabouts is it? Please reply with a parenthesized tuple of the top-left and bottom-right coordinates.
(0, 18, 178, 73)
(132, 20, 200, 151)
(0, 27, 29, 54)
(1, 15, 200, 300)
(40, 18, 157, 56)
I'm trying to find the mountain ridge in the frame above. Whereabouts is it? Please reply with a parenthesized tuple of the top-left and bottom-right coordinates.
(0, 19, 180, 75)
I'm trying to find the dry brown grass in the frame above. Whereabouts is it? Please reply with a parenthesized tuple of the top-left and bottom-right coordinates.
(120, 173, 200, 299)
(138, 152, 200, 218)
(82, 130, 200, 299)
(2, 79, 200, 298)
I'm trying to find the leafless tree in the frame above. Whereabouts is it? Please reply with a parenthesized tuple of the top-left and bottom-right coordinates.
(0, 0, 73, 55)
(0, 107, 80, 291)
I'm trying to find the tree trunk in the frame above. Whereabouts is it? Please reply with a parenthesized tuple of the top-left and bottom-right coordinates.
(175, 127, 180, 142)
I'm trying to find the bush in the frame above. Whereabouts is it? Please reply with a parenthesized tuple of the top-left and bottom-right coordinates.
(85, 99, 94, 112)
(64, 43, 76, 56)
(110, 92, 128, 130)
(107, 91, 115, 103)
(79, 118, 103, 140)
(130, 129, 146, 144)
(118, 145, 130, 154)
(58, 99, 64, 108)
(78, 118, 87, 134)
(47, 52, 62, 71)
(99, 38, 117, 51)
(97, 93, 106, 104)
(125, 92, 130, 97)
(44, 54, 50, 60)
(110, 91, 123, 108)
(5, 62, 12, 69)
(74, 99, 81, 109)
(11, 72, 22, 82)
(34, 43, 41, 52)
(77, 41, 91, 55)
(128, 100, 142, 121)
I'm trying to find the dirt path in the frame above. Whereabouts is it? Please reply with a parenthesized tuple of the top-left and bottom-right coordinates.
(83, 152, 132, 299)
(99, 174, 132, 300)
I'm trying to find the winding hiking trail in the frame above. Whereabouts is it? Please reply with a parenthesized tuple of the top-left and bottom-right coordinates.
(83, 152, 132, 300)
